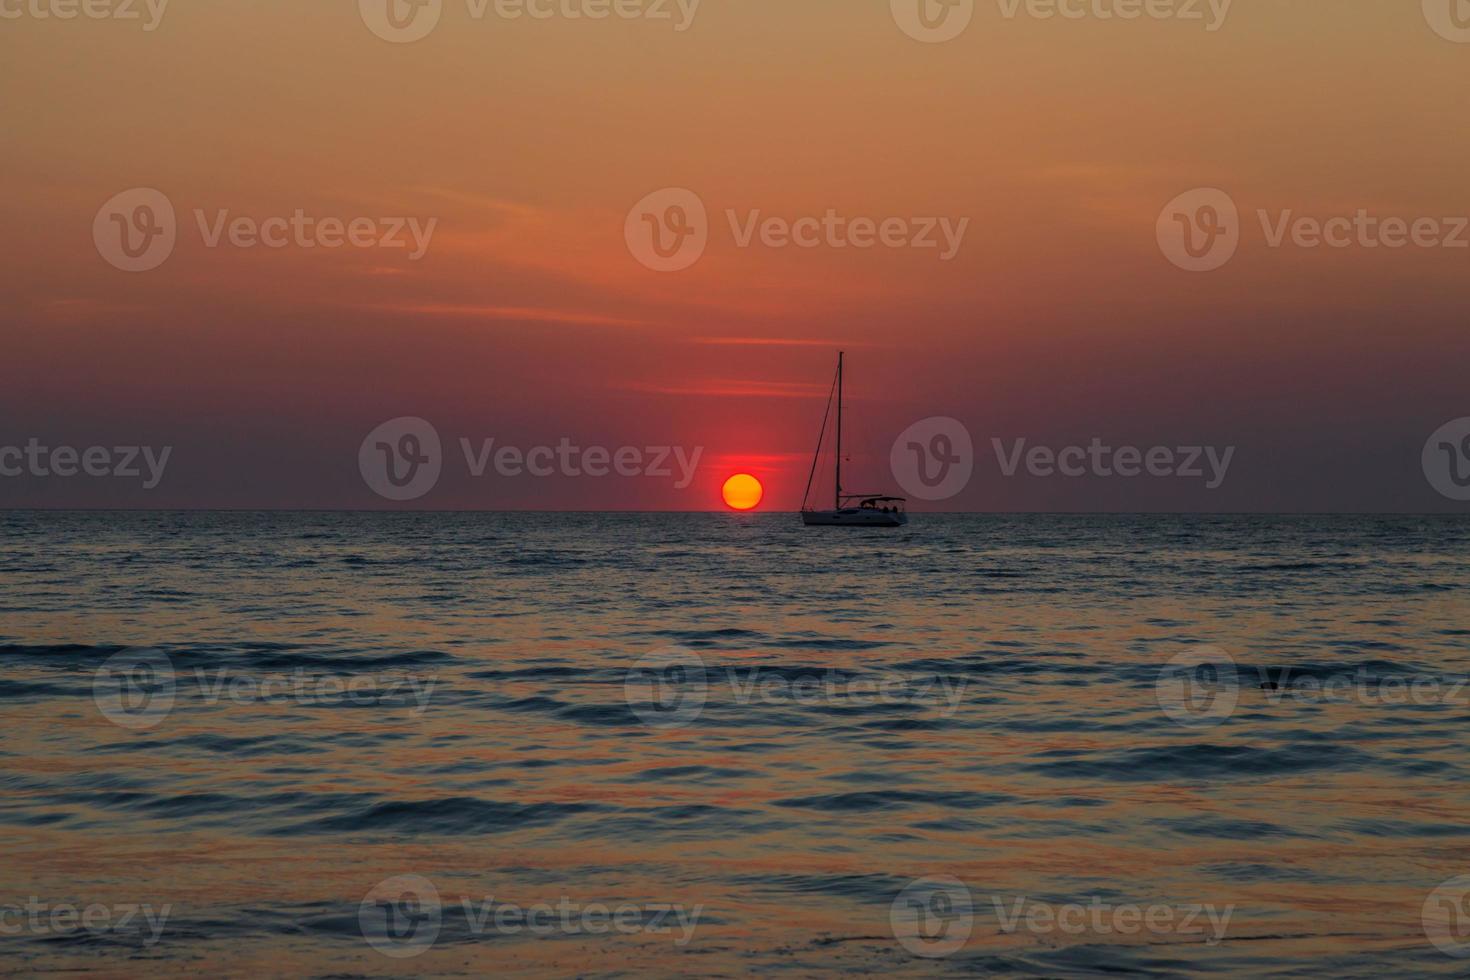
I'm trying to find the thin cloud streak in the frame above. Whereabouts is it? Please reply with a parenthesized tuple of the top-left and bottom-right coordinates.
(369, 304, 657, 328)
(622, 380, 829, 399)
(692, 337, 879, 348)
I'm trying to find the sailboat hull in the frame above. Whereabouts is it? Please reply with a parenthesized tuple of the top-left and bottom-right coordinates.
(801, 509, 908, 527)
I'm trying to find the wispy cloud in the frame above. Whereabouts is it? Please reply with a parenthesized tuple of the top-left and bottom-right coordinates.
(621, 379, 828, 398)
(33, 297, 146, 320)
(367, 303, 655, 328)
(410, 187, 543, 219)
(692, 337, 873, 348)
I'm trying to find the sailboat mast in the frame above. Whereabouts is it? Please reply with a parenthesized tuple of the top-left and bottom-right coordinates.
(835, 351, 843, 510)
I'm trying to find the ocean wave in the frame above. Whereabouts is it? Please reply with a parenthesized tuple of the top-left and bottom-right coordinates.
(275, 797, 605, 836)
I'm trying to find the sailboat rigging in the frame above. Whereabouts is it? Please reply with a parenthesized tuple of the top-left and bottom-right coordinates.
(801, 352, 908, 527)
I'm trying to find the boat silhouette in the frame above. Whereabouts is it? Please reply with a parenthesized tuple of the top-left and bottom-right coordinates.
(801, 352, 908, 527)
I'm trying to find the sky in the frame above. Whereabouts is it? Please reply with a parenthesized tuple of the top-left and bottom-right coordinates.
(2, 0, 1468, 511)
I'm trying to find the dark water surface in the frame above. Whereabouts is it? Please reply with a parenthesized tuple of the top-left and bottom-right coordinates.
(1, 512, 1468, 976)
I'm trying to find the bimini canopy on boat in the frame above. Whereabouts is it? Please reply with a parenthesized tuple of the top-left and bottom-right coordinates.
(848, 495, 906, 513)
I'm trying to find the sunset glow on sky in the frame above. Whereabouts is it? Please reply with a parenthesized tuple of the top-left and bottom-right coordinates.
(3, 1, 1468, 510)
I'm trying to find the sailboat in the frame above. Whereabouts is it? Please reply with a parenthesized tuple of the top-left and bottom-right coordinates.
(801, 352, 909, 527)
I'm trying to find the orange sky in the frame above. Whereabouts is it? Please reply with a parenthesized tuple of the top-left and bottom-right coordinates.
(2, 0, 1468, 510)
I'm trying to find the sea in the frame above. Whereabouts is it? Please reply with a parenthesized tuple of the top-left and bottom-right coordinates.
(1, 512, 1468, 977)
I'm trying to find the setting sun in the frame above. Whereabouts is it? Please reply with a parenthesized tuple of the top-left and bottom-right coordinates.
(722, 474, 764, 511)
